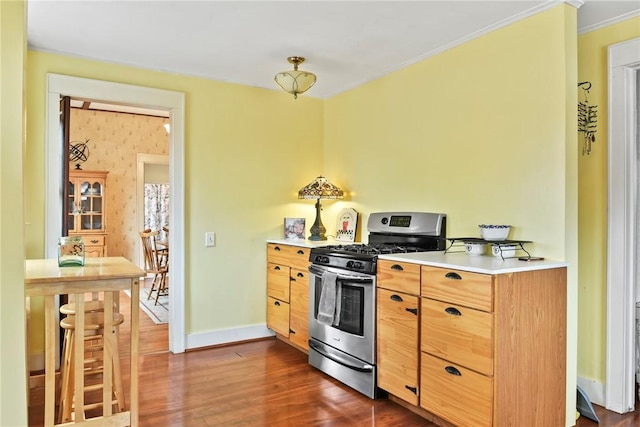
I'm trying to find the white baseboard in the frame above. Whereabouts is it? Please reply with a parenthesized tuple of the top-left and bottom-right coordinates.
(185, 323, 275, 350)
(29, 352, 45, 373)
(577, 376, 605, 407)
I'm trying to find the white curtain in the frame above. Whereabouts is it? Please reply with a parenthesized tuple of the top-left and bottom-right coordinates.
(144, 183, 170, 242)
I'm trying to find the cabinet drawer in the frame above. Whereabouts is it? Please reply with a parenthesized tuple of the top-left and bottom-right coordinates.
(267, 297, 290, 337)
(377, 260, 421, 295)
(267, 263, 290, 302)
(421, 353, 492, 427)
(267, 243, 310, 272)
(421, 266, 493, 312)
(377, 288, 419, 405)
(72, 234, 105, 246)
(421, 298, 493, 375)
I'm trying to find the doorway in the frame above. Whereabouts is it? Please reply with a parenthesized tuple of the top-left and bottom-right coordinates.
(137, 154, 170, 268)
(44, 74, 186, 353)
(606, 37, 640, 413)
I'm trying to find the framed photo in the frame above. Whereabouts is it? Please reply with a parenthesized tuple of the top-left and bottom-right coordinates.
(284, 217, 306, 240)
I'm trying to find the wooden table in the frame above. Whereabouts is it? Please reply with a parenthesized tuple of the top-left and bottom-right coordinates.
(26, 257, 145, 427)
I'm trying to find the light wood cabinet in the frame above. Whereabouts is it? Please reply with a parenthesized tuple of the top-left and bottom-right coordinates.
(266, 243, 311, 351)
(419, 265, 567, 427)
(376, 260, 421, 406)
(67, 170, 108, 257)
(289, 269, 309, 349)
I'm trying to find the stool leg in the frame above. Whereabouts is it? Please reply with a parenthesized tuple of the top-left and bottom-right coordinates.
(111, 325, 125, 412)
(58, 330, 75, 423)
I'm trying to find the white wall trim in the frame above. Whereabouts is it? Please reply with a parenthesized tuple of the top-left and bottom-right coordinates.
(578, 10, 640, 36)
(45, 73, 186, 353)
(185, 324, 275, 350)
(606, 37, 640, 413)
(577, 375, 605, 407)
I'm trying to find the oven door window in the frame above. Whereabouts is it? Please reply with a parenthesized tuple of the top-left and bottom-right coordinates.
(314, 280, 365, 337)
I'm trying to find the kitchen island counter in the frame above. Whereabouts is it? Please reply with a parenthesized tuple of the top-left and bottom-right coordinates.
(378, 251, 567, 275)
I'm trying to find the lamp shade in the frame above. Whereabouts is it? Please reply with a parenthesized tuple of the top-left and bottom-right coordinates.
(275, 56, 316, 99)
(298, 176, 344, 200)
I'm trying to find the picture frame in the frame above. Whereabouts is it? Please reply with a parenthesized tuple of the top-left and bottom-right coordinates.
(284, 217, 305, 240)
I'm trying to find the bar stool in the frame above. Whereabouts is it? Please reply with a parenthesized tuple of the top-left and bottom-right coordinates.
(58, 310, 126, 423)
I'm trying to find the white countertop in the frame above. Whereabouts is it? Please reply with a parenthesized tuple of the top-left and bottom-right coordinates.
(378, 251, 568, 275)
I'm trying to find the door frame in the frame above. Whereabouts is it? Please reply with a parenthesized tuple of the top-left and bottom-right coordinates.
(606, 37, 640, 413)
(45, 74, 186, 353)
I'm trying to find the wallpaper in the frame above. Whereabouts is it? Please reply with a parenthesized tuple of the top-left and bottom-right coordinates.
(69, 108, 169, 262)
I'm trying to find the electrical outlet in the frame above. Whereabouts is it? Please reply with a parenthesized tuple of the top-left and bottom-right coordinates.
(205, 232, 215, 247)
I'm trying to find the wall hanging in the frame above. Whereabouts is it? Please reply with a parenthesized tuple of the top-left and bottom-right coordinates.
(69, 139, 90, 170)
(578, 81, 598, 155)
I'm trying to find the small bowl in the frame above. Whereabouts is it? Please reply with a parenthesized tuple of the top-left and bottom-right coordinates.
(479, 224, 511, 241)
(465, 242, 487, 256)
(492, 244, 517, 258)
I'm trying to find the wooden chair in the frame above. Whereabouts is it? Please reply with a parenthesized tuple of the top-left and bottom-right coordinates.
(139, 230, 169, 305)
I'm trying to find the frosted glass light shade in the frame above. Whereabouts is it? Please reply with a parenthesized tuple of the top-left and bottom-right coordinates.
(275, 70, 316, 99)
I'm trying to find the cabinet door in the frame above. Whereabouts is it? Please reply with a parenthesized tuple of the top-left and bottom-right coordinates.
(267, 263, 290, 302)
(377, 288, 419, 405)
(267, 297, 289, 337)
(289, 269, 309, 350)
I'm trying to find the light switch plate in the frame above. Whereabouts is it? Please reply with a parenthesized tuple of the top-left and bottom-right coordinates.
(205, 232, 215, 247)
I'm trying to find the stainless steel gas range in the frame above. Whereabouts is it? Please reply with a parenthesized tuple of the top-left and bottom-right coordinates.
(307, 211, 446, 398)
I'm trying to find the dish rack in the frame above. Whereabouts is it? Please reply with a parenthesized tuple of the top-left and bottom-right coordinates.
(445, 237, 532, 260)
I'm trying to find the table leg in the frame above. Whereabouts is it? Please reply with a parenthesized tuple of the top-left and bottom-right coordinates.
(73, 293, 85, 422)
(44, 295, 55, 427)
(103, 291, 114, 417)
(130, 278, 140, 426)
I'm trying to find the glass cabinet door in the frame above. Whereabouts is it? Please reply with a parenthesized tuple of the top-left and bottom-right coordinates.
(68, 174, 106, 233)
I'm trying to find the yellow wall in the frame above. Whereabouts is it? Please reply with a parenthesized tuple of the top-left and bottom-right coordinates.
(25, 52, 324, 351)
(324, 5, 578, 424)
(577, 17, 640, 384)
(0, 1, 28, 425)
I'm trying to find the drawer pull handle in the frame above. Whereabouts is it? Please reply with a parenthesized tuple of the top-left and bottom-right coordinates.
(274, 266, 281, 271)
(90, 239, 99, 244)
(406, 308, 418, 316)
(445, 272, 462, 280)
(297, 250, 304, 255)
(274, 246, 281, 251)
(445, 307, 462, 316)
(445, 366, 462, 376)
(390, 294, 403, 302)
(297, 272, 305, 278)
(274, 301, 281, 306)
(405, 385, 417, 395)
(290, 277, 296, 282)
(391, 264, 404, 271)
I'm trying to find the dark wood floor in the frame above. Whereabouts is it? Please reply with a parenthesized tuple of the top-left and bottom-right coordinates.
(28, 284, 640, 426)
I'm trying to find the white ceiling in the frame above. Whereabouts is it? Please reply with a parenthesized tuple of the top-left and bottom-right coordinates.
(27, 0, 640, 101)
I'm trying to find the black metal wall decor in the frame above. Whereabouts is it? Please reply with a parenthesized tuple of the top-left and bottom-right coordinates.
(578, 81, 598, 155)
(69, 139, 90, 170)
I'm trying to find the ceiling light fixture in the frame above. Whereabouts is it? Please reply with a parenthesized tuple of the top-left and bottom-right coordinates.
(274, 56, 317, 99)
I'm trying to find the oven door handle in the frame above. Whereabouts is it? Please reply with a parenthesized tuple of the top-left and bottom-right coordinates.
(309, 264, 374, 282)
(308, 340, 374, 373)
